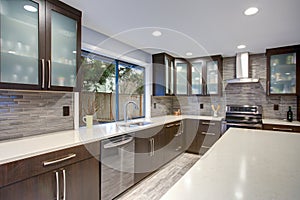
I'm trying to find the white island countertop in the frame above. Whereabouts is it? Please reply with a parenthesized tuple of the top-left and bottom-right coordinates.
(0, 115, 223, 165)
(161, 128, 300, 200)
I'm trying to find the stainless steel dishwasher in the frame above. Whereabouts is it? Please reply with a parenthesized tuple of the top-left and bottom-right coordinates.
(100, 134, 135, 200)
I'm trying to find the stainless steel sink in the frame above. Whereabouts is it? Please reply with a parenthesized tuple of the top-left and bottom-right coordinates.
(117, 121, 152, 128)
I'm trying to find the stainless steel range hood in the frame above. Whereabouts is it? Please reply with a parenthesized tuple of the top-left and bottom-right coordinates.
(225, 52, 259, 83)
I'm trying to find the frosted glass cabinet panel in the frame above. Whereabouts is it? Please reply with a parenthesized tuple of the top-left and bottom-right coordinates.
(206, 61, 219, 95)
(165, 56, 174, 95)
(269, 53, 296, 94)
(0, 0, 39, 85)
(175, 60, 188, 95)
(191, 62, 203, 95)
(51, 11, 77, 87)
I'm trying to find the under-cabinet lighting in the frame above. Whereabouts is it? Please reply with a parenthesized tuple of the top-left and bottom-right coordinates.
(152, 31, 162, 37)
(244, 7, 259, 16)
(24, 5, 38, 13)
(72, 50, 77, 54)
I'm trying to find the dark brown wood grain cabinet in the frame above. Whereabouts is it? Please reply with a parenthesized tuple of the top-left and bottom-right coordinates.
(0, 142, 100, 200)
(0, 0, 81, 91)
(134, 121, 185, 183)
(186, 119, 221, 155)
(263, 123, 300, 133)
(152, 53, 175, 96)
(266, 45, 300, 96)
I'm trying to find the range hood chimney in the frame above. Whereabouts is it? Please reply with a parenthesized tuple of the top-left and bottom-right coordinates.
(226, 52, 259, 83)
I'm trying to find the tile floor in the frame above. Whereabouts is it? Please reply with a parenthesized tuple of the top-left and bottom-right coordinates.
(116, 153, 200, 200)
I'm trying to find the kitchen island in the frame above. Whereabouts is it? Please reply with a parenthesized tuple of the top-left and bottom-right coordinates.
(161, 128, 300, 200)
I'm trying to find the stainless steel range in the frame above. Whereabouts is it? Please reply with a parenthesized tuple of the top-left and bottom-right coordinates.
(225, 105, 263, 130)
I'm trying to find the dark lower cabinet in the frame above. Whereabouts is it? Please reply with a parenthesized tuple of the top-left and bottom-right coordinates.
(0, 157, 99, 200)
(134, 120, 185, 183)
(186, 119, 221, 155)
(263, 124, 300, 132)
(0, 142, 100, 200)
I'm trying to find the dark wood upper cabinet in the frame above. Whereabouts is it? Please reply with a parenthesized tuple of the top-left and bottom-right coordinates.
(152, 53, 175, 96)
(190, 55, 223, 96)
(153, 53, 223, 96)
(266, 45, 300, 96)
(0, 0, 81, 91)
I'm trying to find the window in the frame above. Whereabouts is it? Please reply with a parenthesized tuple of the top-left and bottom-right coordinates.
(80, 51, 145, 125)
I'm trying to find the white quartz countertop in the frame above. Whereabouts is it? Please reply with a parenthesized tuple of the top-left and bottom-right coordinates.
(263, 118, 300, 126)
(160, 128, 300, 200)
(0, 115, 223, 165)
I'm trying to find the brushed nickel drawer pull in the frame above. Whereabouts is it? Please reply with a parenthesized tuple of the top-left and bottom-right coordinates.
(43, 154, 76, 166)
(166, 124, 174, 128)
(174, 132, 182, 137)
(47, 60, 51, 88)
(176, 146, 182, 151)
(202, 122, 215, 126)
(201, 131, 216, 136)
(55, 171, 60, 200)
(62, 169, 66, 200)
(201, 145, 210, 149)
(272, 127, 293, 131)
(41, 59, 45, 88)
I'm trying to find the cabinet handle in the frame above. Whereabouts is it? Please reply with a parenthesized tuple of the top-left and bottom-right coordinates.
(43, 153, 76, 166)
(149, 138, 153, 156)
(47, 60, 51, 88)
(41, 59, 45, 88)
(175, 123, 181, 126)
(55, 171, 60, 200)
(152, 138, 155, 156)
(272, 127, 293, 131)
(174, 132, 182, 137)
(176, 146, 182, 151)
(267, 80, 270, 95)
(202, 122, 215, 126)
(201, 131, 216, 136)
(62, 169, 66, 200)
(166, 124, 174, 128)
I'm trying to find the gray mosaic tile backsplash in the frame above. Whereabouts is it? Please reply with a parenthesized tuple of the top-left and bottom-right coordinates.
(0, 90, 74, 141)
(152, 54, 297, 120)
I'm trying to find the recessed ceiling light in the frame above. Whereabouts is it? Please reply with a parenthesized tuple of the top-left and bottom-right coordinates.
(186, 52, 193, 56)
(244, 7, 259, 16)
(24, 5, 38, 12)
(237, 45, 246, 49)
(152, 31, 162, 37)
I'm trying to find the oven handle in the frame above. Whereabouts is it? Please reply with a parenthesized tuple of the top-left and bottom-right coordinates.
(225, 123, 262, 128)
(103, 137, 133, 149)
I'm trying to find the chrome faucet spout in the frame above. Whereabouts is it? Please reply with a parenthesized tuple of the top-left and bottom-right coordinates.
(124, 101, 139, 123)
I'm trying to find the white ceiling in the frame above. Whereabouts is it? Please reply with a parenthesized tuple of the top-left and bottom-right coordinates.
(61, 0, 300, 57)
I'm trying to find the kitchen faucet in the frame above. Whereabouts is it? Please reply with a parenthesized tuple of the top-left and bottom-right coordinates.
(124, 101, 139, 123)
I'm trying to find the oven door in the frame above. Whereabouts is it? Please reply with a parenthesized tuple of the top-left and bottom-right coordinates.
(225, 122, 262, 130)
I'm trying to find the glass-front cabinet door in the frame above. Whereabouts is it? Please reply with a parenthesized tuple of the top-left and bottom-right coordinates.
(175, 59, 188, 95)
(191, 61, 203, 95)
(0, 0, 42, 89)
(206, 60, 219, 95)
(46, 1, 81, 90)
(269, 53, 297, 94)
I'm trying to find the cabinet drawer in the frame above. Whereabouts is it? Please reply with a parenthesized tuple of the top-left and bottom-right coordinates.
(199, 120, 221, 133)
(199, 145, 210, 155)
(263, 124, 300, 132)
(200, 131, 220, 147)
(0, 142, 99, 188)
